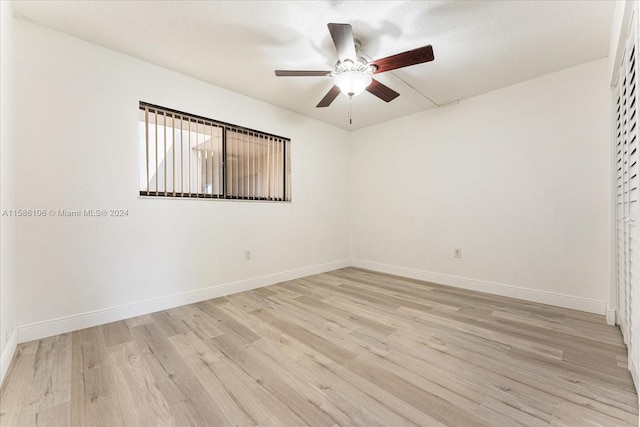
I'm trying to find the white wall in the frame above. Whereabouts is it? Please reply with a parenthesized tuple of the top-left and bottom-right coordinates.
(350, 58, 611, 314)
(11, 18, 350, 342)
(3, 10, 613, 356)
(0, 1, 18, 384)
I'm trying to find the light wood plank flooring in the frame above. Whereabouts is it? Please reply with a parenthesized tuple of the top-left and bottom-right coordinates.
(1, 268, 638, 426)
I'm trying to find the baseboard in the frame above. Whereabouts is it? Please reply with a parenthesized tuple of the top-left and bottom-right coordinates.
(631, 358, 639, 395)
(18, 259, 350, 343)
(351, 259, 607, 315)
(0, 327, 17, 387)
(15, 258, 610, 343)
(606, 308, 616, 326)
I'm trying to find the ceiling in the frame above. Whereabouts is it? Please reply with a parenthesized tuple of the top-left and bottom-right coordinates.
(12, 1, 616, 130)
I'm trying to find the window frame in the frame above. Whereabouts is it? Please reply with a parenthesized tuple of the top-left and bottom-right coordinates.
(139, 101, 291, 202)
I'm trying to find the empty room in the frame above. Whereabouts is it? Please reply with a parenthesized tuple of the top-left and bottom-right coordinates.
(0, 0, 639, 426)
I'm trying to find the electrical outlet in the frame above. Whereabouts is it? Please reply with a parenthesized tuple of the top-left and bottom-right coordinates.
(244, 250, 251, 261)
(454, 248, 462, 258)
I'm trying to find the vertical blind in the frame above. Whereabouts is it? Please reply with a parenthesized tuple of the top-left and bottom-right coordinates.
(139, 102, 291, 201)
(615, 9, 639, 388)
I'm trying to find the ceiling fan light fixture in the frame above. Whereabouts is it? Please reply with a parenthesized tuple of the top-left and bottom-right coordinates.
(334, 70, 372, 97)
(275, 23, 434, 109)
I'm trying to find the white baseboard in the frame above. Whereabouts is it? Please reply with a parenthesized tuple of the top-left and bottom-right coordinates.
(14, 257, 611, 344)
(606, 308, 616, 326)
(18, 259, 350, 343)
(351, 259, 607, 315)
(1, 327, 17, 387)
(631, 358, 639, 395)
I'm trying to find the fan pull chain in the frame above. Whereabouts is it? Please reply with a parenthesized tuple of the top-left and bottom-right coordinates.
(349, 97, 353, 125)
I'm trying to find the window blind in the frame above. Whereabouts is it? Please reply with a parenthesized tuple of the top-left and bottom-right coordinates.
(139, 102, 291, 201)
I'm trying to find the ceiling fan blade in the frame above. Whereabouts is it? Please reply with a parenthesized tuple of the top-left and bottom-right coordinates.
(370, 45, 434, 74)
(366, 79, 400, 102)
(275, 70, 332, 77)
(316, 85, 341, 108)
(328, 23, 357, 62)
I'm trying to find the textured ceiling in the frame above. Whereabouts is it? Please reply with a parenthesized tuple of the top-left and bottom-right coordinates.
(12, 1, 615, 130)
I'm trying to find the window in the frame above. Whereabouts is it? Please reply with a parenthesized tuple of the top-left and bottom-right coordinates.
(139, 102, 291, 201)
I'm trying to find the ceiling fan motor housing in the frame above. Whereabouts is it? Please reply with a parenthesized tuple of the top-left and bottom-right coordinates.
(334, 57, 375, 75)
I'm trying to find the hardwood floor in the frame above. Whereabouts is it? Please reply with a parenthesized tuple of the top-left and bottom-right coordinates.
(1, 267, 638, 426)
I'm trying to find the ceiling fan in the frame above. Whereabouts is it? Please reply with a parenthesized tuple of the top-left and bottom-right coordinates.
(275, 23, 435, 108)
